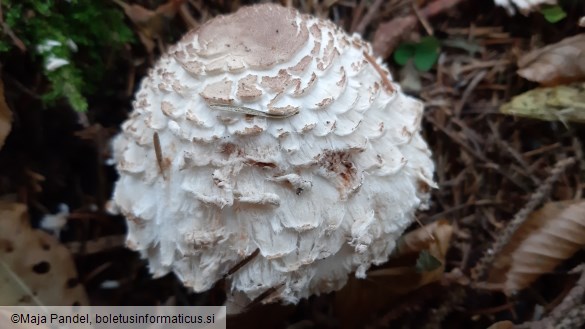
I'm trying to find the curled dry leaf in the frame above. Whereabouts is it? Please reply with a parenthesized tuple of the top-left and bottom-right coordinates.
(517, 34, 585, 86)
(334, 220, 453, 327)
(494, 0, 556, 15)
(488, 200, 585, 294)
(0, 202, 88, 306)
(0, 79, 12, 151)
(500, 82, 585, 124)
(392, 219, 453, 258)
(370, 219, 453, 291)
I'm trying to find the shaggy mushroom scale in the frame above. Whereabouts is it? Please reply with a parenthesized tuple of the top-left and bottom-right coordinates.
(111, 3, 436, 309)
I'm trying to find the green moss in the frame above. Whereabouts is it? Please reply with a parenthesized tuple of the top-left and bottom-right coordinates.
(0, 0, 134, 111)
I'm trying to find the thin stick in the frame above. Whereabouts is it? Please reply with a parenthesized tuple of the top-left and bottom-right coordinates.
(516, 266, 585, 328)
(473, 157, 576, 281)
(412, 2, 433, 36)
(153, 132, 166, 180)
(223, 248, 260, 278)
(426, 115, 531, 192)
(354, 0, 384, 34)
(362, 51, 395, 94)
(244, 283, 285, 311)
(209, 104, 299, 119)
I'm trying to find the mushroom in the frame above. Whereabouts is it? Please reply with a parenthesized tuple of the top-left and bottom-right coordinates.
(110, 3, 436, 311)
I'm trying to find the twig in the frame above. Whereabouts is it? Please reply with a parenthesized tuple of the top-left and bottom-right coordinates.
(153, 132, 167, 180)
(473, 157, 577, 281)
(522, 143, 563, 158)
(556, 306, 585, 329)
(349, 0, 366, 33)
(488, 120, 541, 185)
(3, 74, 41, 99)
(411, 2, 433, 36)
(66, 235, 126, 255)
(515, 265, 585, 329)
(0, 0, 26, 52)
(178, 2, 199, 29)
(550, 265, 585, 323)
(426, 114, 531, 192)
(353, 0, 383, 35)
(454, 70, 486, 116)
(223, 248, 260, 279)
(572, 137, 584, 200)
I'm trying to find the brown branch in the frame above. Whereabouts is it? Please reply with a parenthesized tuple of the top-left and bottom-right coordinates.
(0, 0, 26, 52)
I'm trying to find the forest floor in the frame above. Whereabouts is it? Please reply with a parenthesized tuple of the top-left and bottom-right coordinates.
(1, 0, 585, 328)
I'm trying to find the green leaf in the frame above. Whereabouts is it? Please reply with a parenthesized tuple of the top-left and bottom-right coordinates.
(415, 250, 442, 273)
(541, 5, 567, 23)
(32, 0, 52, 16)
(4, 4, 23, 27)
(413, 36, 440, 71)
(0, 41, 12, 53)
(394, 43, 416, 66)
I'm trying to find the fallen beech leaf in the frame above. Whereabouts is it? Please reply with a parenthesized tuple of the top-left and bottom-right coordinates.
(0, 79, 12, 151)
(0, 202, 88, 306)
(113, 0, 183, 53)
(494, 0, 557, 15)
(486, 320, 515, 329)
(334, 220, 453, 327)
(488, 200, 585, 294)
(373, 16, 416, 59)
(517, 34, 585, 85)
(393, 219, 453, 258)
(500, 82, 585, 124)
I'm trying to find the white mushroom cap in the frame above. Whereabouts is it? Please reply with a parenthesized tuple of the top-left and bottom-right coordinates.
(111, 3, 436, 309)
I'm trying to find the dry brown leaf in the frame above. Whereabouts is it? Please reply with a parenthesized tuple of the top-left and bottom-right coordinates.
(393, 219, 453, 258)
(500, 82, 585, 124)
(372, 16, 417, 59)
(0, 79, 13, 151)
(113, 0, 183, 53)
(486, 320, 514, 329)
(488, 200, 585, 294)
(334, 220, 453, 328)
(365, 219, 454, 293)
(0, 202, 88, 306)
(517, 34, 585, 86)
